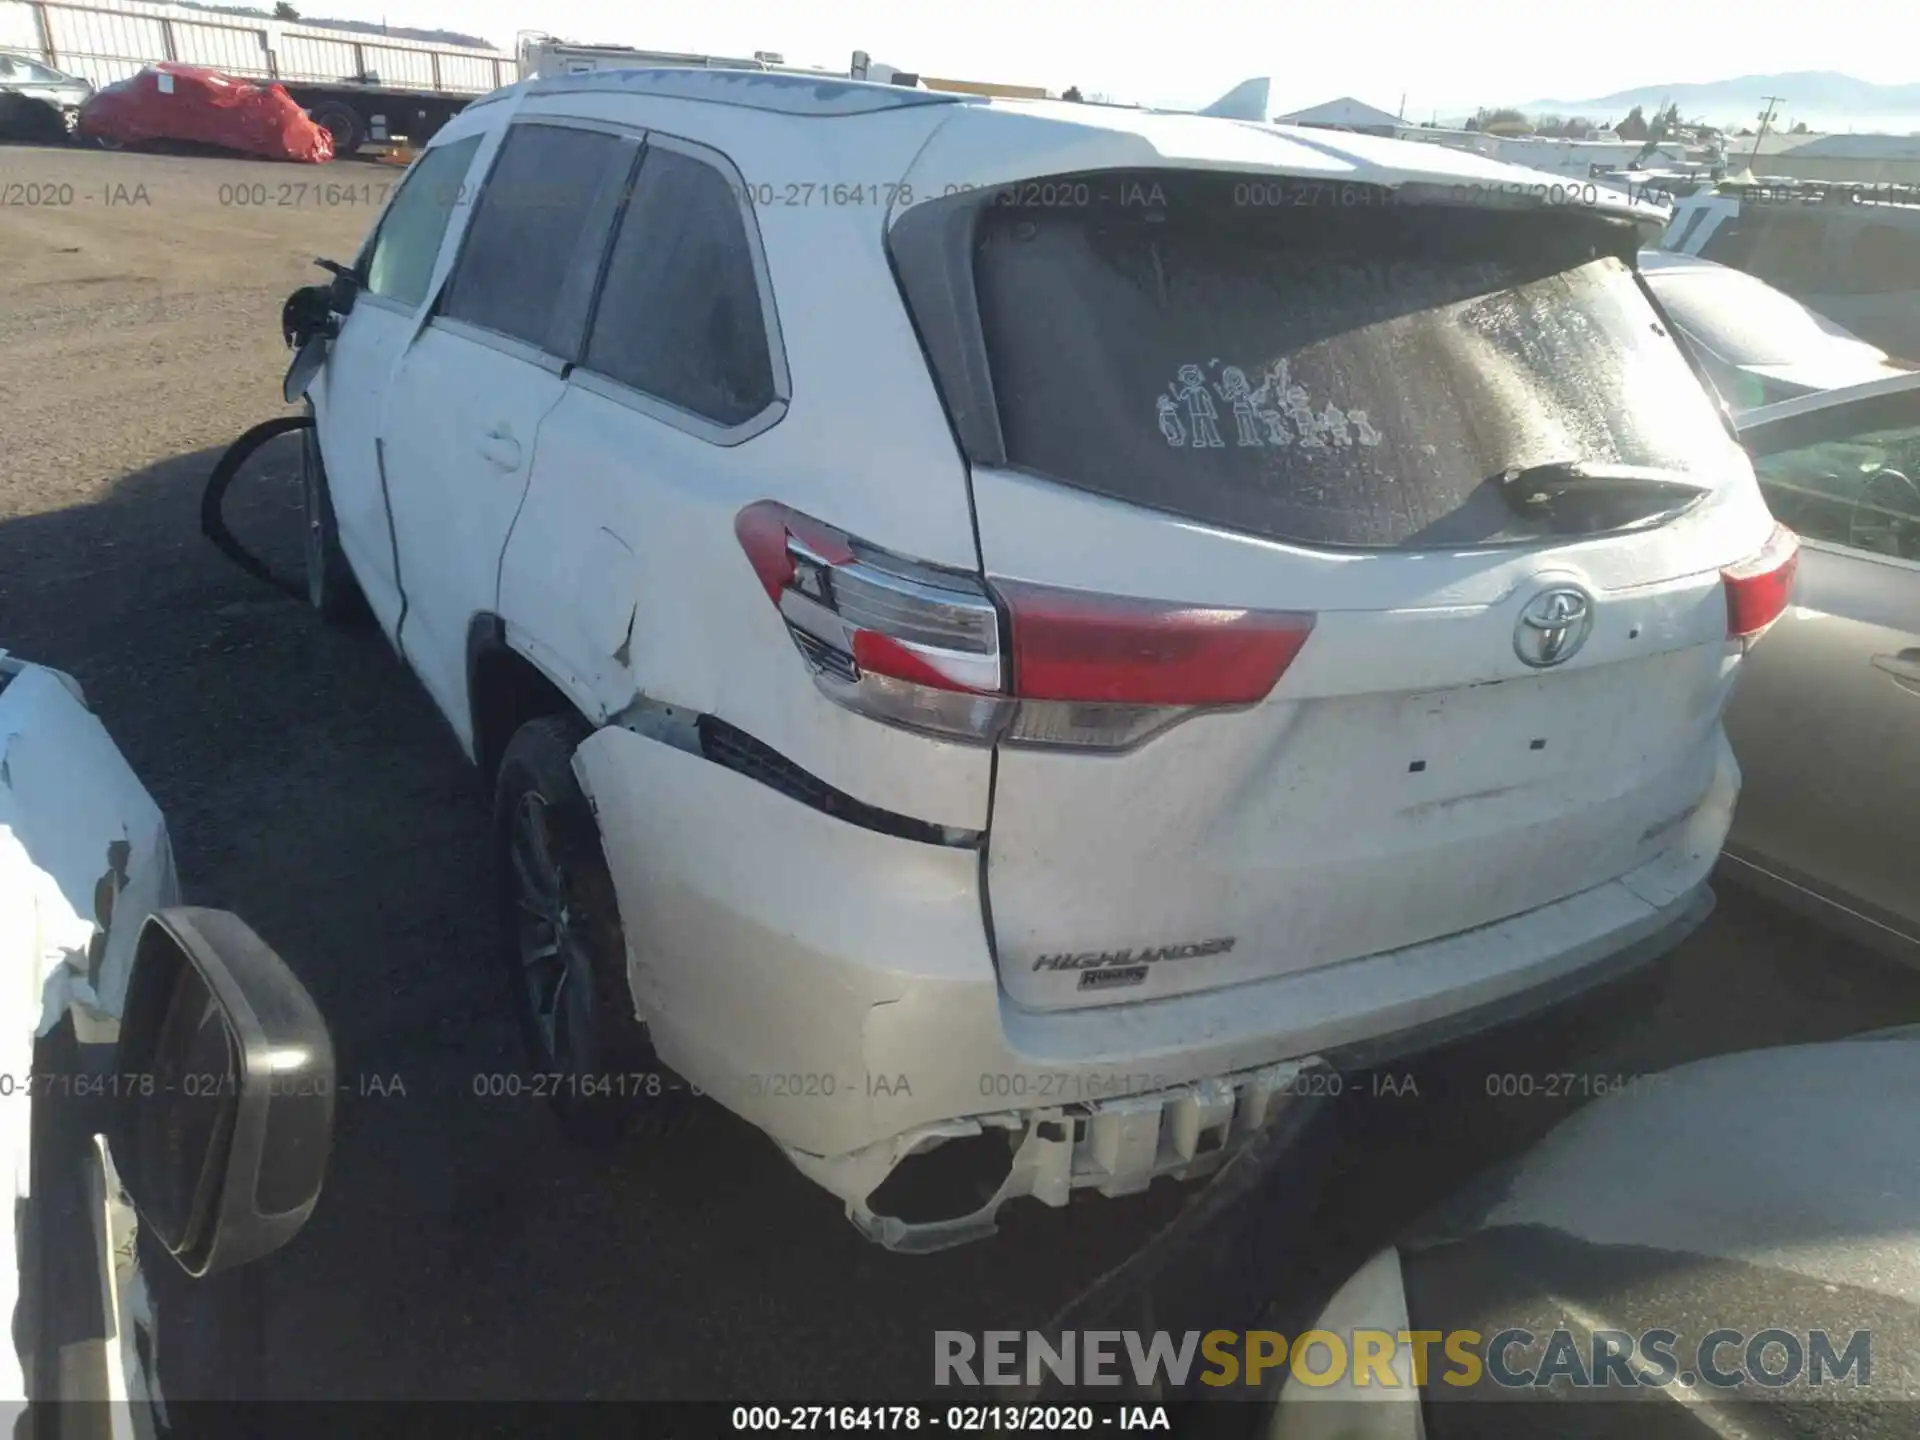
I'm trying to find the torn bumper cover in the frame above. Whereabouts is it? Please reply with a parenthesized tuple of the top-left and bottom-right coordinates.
(574, 717, 1723, 1253)
(785, 1059, 1323, 1253)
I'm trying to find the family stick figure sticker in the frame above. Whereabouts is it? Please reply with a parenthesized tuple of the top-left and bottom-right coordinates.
(1156, 358, 1384, 452)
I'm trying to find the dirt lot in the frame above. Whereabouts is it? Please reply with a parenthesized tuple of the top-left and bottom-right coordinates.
(5, 142, 1919, 1406)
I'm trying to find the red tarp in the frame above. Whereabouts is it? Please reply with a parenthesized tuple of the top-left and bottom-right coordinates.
(78, 63, 334, 163)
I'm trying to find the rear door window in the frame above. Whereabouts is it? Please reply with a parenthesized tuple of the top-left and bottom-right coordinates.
(970, 173, 1737, 549)
(441, 122, 635, 356)
(361, 135, 481, 310)
(581, 144, 778, 428)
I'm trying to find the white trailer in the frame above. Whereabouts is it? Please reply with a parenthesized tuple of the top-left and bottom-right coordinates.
(513, 35, 912, 87)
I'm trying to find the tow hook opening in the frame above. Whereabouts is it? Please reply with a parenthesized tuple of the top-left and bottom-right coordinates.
(867, 1129, 1020, 1226)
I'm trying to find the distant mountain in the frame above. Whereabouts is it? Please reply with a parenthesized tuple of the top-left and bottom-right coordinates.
(171, 1, 497, 51)
(1511, 71, 1920, 132)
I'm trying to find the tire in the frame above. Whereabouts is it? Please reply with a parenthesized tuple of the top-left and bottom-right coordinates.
(299, 423, 370, 625)
(493, 714, 685, 1145)
(309, 101, 362, 159)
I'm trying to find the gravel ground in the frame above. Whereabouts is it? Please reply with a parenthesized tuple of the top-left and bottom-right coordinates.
(4, 141, 1918, 1408)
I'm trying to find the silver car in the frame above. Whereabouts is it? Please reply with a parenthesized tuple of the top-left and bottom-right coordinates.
(1658, 184, 1920, 362)
(0, 51, 91, 140)
(1724, 372, 1920, 964)
(1641, 249, 1912, 413)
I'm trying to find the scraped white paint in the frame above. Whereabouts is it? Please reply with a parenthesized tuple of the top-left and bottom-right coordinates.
(0, 663, 178, 1042)
(0, 658, 180, 1408)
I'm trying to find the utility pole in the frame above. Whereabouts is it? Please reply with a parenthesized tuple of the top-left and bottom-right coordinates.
(1749, 95, 1785, 171)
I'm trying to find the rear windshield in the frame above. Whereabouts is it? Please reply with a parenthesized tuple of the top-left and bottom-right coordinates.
(972, 173, 1740, 549)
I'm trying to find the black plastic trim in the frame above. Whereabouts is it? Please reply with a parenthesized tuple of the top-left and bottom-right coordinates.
(695, 714, 979, 849)
(885, 185, 1008, 465)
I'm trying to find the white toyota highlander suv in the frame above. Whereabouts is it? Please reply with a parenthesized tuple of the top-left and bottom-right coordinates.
(293, 69, 1797, 1250)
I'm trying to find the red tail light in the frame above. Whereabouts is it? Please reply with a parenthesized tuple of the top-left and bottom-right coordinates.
(994, 580, 1315, 706)
(1722, 524, 1799, 643)
(734, 501, 1315, 750)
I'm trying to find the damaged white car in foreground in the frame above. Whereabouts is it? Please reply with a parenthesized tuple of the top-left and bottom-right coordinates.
(282, 72, 1795, 1251)
(0, 651, 336, 1429)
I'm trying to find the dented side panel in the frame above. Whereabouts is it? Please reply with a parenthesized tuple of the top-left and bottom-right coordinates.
(495, 100, 992, 831)
(573, 722, 994, 1158)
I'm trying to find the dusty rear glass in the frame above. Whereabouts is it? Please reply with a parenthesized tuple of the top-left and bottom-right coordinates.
(972, 172, 1741, 549)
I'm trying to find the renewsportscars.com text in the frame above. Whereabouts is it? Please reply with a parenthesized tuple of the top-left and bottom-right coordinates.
(934, 1327, 1873, 1391)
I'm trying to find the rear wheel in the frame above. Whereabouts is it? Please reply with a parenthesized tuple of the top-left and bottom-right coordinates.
(299, 424, 370, 625)
(493, 714, 685, 1146)
(309, 101, 362, 158)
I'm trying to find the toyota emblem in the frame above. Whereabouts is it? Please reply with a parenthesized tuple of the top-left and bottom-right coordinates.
(1515, 586, 1594, 668)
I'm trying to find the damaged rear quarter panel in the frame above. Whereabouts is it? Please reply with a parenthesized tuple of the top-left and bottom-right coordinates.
(493, 100, 990, 831)
(571, 722, 995, 1158)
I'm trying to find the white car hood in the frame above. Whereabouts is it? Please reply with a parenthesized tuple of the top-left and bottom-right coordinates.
(0, 655, 180, 1411)
(0, 658, 178, 1040)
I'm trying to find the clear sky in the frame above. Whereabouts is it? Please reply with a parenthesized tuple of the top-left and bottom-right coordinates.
(310, 0, 1912, 116)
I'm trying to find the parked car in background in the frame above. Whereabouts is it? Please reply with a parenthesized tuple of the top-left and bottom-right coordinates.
(1641, 249, 1912, 413)
(0, 650, 336, 1419)
(1722, 372, 1920, 965)
(291, 70, 1794, 1251)
(78, 63, 334, 163)
(0, 51, 90, 140)
(1260, 1027, 1920, 1437)
(1658, 182, 1920, 362)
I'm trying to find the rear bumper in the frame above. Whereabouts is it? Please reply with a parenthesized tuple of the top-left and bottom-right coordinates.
(575, 723, 1735, 1248)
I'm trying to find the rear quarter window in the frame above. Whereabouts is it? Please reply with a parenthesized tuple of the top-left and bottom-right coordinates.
(968, 173, 1738, 549)
(581, 145, 776, 428)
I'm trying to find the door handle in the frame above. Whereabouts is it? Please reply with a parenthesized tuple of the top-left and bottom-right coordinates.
(476, 427, 521, 471)
(1872, 649, 1920, 693)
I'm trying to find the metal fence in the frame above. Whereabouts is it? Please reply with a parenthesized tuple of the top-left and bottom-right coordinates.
(0, 0, 514, 92)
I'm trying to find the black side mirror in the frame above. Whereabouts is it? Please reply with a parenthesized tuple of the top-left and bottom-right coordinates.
(109, 908, 335, 1278)
(283, 332, 330, 404)
(316, 256, 362, 313)
(281, 282, 338, 349)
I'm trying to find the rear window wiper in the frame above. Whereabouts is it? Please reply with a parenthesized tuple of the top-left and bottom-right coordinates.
(1493, 461, 1711, 533)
